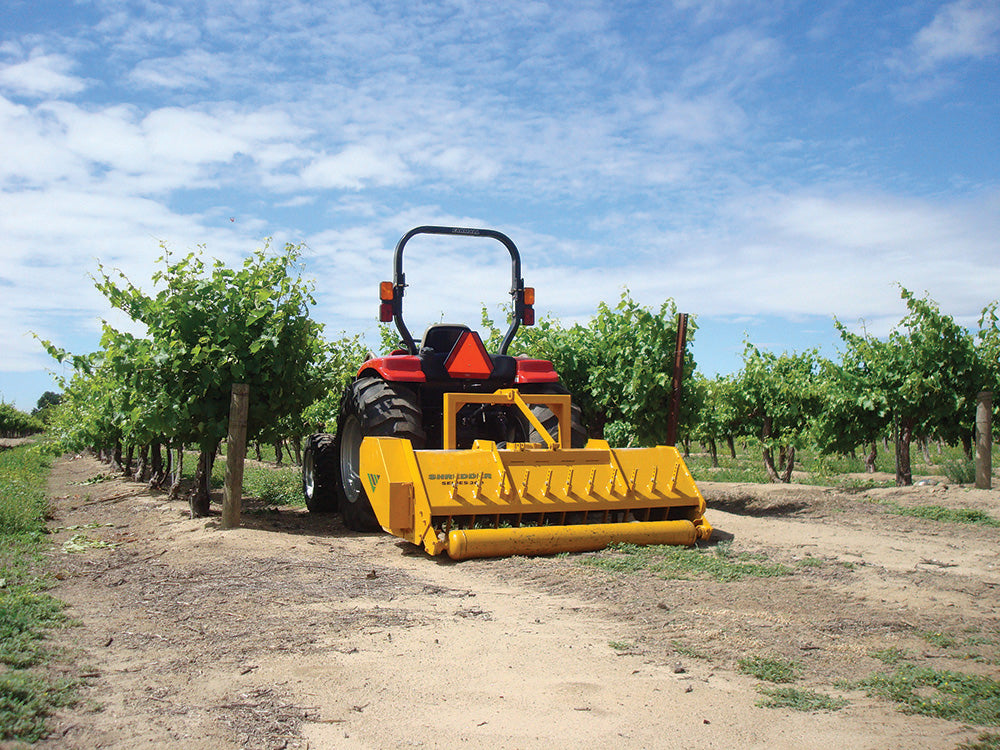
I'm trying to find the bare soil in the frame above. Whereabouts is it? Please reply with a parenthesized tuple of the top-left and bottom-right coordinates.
(28, 453, 1000, 749)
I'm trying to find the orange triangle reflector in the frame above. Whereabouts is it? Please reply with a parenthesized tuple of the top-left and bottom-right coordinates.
(445, 331, 494, 379)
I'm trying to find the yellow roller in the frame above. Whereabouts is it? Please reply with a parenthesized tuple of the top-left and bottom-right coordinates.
(358, 389, 712, 560)
(445, 520, 700, 561)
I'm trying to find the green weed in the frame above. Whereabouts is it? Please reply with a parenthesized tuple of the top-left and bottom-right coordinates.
(0, 671, 76, 743)
(737, 655, 801, 683)
(854, 665, 1000, 725)
(922, 631, 958, 649)
(755, 686, 847, 712)
(206, 458, 303, 508)
(0, 445, 76, 741)
(958, 732, 1000, 750)
(869, 647, 912, 665)
(941, 457, 976, 485)
(582, 541, 791, 582)
(887, 504, 999, 527)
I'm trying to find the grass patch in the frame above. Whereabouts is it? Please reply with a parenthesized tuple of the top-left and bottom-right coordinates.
(886, 504, 999, 527)
(0, 445, 75, 742)
(854, 665, 1000, 725)
(737, 656, 801, 683)
(0, 671, 77, 743)
(242, 463, 303, 507)
(582, 541, 791, 582)
(672, 641, 709, 660)
(922, 631, 958, 649)
(941, 457, 977, 485)
(206, 456, 303, 508)
(869, 647, 912, 665)
(958, 733, 1000, 750)
(756, 686, 848, 712)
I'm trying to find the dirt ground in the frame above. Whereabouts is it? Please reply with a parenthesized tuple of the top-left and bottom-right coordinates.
(27, 453, 1000, 749)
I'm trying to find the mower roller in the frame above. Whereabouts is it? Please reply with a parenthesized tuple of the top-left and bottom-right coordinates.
(303, 226, 711, 560)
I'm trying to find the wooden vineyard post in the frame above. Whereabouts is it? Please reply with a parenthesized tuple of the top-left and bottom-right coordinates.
(975, 390, 992, 490)
(222, 383, 250, 529)
(666, 313, 689, 447)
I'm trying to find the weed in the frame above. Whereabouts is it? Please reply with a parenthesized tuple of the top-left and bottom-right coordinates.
(737, 656, 801, 683)
(869, 647, 912, 665)
(854, 665, 1000, 725)
(582, 542, 791, 582)
(941, 457, 976, 485)
(958, 732, 1000, 750)
(0, 582, 66, 668)
(795, 556, 824, 568)
(672, 641, 709, 660)
(755, 686, 847, 712)
(0, 445, 76, 741)
(0, 671, 76, 743)
(208, 461, 302, 508)
(922, 631, 958, 649)
(885, 503, 999, 527)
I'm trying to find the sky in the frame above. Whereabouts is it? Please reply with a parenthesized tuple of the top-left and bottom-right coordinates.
(1, 0, 998, 411)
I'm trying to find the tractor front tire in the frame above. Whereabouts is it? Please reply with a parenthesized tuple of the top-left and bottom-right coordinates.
(302, 433, 337, 513)
(333, 377, 426, 531)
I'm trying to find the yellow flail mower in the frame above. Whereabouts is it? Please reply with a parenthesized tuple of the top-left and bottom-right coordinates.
(303, 226, 712, 560)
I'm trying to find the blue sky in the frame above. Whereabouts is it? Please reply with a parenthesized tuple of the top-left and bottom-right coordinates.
(1, 0, 998, 411)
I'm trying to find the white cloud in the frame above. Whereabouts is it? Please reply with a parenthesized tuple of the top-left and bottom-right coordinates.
(128, 49, 231, 90)
(300, 144, 412, 190)
(886, 0, 1000, 98)
(0, 51, 87, 97)
(912, 0, 1000, 69)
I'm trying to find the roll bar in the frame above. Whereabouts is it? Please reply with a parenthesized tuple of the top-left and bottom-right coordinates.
(386, 226, 530, 356)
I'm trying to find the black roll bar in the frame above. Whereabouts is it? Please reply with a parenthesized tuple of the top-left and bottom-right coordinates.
(389, 226, 527, 356)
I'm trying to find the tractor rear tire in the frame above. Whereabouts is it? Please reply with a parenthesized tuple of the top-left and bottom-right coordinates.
(334, 377, 426, 531)
(519, 382, 588, 448)
(302, 433, 337, 513)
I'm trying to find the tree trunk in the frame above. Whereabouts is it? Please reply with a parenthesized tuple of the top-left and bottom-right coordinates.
(111, 441, 123, 474)
(292, 439, 302, 466)
(682, 437, 690, 458)
(149, 440, 165, 487)
(190, 446, 216, 517)
(761, 417, 781, 483)
(780, 446, 795, 483)
(919, 436, 931, 465)
(864, 441, 877, 473)
(169, 444, 184, 500)
(762, 446, 781, 482)
(133, 443, 150, 483)
(895, 416, 913, 486)
(708, 437, 718, 468)
(778, 445, 787, 472)
(961, 432, 973, 461)
(123, 443, 135, 477)
(255, 443, 263, 462)
(274, 440, 283, 466)
(726, 435, 736, 459)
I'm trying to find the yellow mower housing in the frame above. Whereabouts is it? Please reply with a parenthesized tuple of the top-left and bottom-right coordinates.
(360, 389, 711, 560)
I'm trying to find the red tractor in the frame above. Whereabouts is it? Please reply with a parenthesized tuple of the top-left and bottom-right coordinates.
(302, 226, 586, 530)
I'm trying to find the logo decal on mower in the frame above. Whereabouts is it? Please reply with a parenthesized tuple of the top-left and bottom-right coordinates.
(368, 473, 380, 493)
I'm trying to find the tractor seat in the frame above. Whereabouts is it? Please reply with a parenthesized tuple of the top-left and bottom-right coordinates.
(420, 324, 471, 354)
